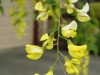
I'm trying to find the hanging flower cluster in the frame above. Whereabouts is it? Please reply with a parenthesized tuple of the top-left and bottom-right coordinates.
(10, 0, 28, 39)
(34, 66, 54, 75)
(25, 0, 90, 75)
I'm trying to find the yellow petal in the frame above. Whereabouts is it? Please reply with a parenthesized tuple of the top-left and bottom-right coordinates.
(45, 66, 54, 75)
(77, 12, 90, 22)
(61, 30, 76, 38)
(71, 31, 77, 38)
(26, 44, 43, 60)
(45, 70, 53, 75)
(72, 65, 79, 75)
(26, 52, 43, 60)
(35, 1, 44, 11)
(68, 44, 87, 52)
(26, 44, 43, 53)
(69, 50, 84, 58)
(34, 73, 40, 75)
(64, 60, 72, 67)
(46, 41, 54, 50)
(66, 66, 75, 74)
(37, 11, 48, 21)
(40, 33, 49, 41)
(71, 58, 80, 64)
(61, 30, 71, 38)
(66, 4, 74, 14)
(43, 39, 50, 47)
(53, 38, 56, 41)
(67, 8, 74, 14)
(64, 56, 72, 67)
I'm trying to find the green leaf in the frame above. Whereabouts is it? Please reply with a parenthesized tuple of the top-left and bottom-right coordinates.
(11, 0, 14, 2)
(0, 5, 4, 16)
(89, 42, 99, 56)
(0, 0, 1, 4)
(33, 13, 37, 20)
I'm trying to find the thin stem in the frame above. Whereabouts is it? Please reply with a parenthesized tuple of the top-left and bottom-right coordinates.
(58, 51, 65, 57)
(58, 59, 67, 75)
(50, 29, 58, 37)
(61, 16, 64, 21)
(52, 58, 58, 66)
(48, 2, 58, 7)
(57, 0, 66, 75)
(59, 35, 68, 41)
(52, 29, 58, 33)
(56, 0, 61, 59)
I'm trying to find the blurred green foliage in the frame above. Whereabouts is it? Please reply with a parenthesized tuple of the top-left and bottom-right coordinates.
(0, 0, 4, 16)
(90, 2, 100, 19)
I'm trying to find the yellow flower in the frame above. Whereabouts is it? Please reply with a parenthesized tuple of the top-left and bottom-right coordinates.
(76, 2, 90, 22)
(40, 33, 56, 50)
(64, 0, 78, 14)
(45, 66, 54, 75)
(35, 1, 45, 11)
(64, 56, 80, 75)
(37, 11, 49, 21)
(35, 1, 49, 21)
(34, 73, 40, 75)
(64, 3, 75, 14)
(68, 40, 87, 58)
(34, 67, 53, 75)
(26, 44, 44, 60)
(61, 20, 77, 38)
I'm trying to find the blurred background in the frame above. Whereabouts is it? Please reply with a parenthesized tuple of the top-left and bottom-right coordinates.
(0, 0, 100, 75)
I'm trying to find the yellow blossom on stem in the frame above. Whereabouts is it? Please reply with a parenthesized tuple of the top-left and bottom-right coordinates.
(45, 66, 54, 75)
(34, 73, 40, 75)
(64, 56, 80, 75)
(26, 44, 44, 60)
(35, 1, 49, 21)
(34, 67, 53, 75)
(61, 20, 77, 38)
(40, 33, 56, 50)
(76, 2, 90, 22)
(67, 40, 87, 58)
(37, 11, 49, 21)
(35, 1, 45, 11)
(64, 0, 78, 14)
